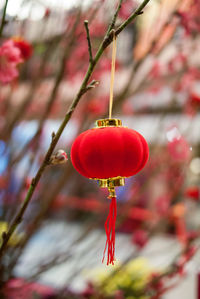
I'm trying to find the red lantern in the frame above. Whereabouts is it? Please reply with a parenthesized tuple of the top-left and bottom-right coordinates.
(71, 118, 149, 265)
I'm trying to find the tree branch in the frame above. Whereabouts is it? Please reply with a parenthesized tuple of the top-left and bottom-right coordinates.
(116, 0, 150, 35)
(0, 0, 152, 259)
(84, 20, 93, 63)
(0, 0, 9, 37)
(108, 0, 123, 32)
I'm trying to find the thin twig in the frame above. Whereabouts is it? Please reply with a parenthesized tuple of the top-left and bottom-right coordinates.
(101, 0, 151, 51)
(112, 1, 180, 115)
(108, 0, 123, 32)
(0, 0, 152, 259)
(84, 20, 93, 63)
(0, 0, 9, 37)
(115, 0, 150, 36)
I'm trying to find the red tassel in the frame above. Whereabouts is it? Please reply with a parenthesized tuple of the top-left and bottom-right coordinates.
(102, 196, 117, 265)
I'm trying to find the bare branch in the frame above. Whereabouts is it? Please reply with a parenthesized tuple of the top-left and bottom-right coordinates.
(108, 0, 123, 32)
(84, 20, 93, 63)
(0, 0, 9, 37)
(102, 0, 151, 49)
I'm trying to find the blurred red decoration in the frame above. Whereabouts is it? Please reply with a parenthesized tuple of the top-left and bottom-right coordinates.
(0, 176, 8, 189)
(189, 92, 200, 109)
(132, 229, 148, 248)
(156, 195, 171, 216)
(3, 278, 55, 298)
(71, 118, 149, 265)
(12, 37, 33, 60)
(171, 203, 187, 244)
(184, 186, 200, 201)
(44, 8, 51, 18)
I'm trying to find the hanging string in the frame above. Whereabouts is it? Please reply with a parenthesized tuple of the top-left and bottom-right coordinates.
(109, 33, 117, 119)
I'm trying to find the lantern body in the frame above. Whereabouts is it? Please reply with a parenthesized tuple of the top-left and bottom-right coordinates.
(71, 125, 149, 180)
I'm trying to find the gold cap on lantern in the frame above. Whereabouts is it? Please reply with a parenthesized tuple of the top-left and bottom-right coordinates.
(97, 176, 125, 197)
(96, 118, 122, 128)
(98, 176, 125, 188)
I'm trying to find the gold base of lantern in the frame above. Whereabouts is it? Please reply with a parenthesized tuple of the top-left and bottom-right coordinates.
(98, 176, 125, 188)
(96, 118, 122, 128)
(98, 176, 125, 197)
(91, 176, 125, 197)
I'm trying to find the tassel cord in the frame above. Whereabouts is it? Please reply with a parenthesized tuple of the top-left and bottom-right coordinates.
(102, 196, 117, 265)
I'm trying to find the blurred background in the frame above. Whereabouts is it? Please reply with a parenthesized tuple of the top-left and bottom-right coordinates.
(0, 0, 200, 298)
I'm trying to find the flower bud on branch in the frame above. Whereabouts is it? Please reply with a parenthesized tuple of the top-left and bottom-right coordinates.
(49, 150, 68, 165)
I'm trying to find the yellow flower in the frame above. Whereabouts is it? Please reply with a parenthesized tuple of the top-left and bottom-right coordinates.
(125, 258, 151, 287)
(85, 257, 153, 298)
(100, 258, 151, 296)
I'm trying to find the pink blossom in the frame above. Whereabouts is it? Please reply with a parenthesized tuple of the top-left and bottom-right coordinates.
(177, 5, 200, 35)
(167, 137, 191, 162)
(122, 100, 134, 115)
(3, 278, 55, 298)
(168, 53, 187, 73)
(156, 195, 171, 216)
(0, 40, 23, 84)
(149, 62, 161, 79)
(86, 96, 108, 117)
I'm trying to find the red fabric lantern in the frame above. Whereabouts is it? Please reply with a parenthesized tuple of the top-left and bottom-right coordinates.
(71, 119, 149, 265)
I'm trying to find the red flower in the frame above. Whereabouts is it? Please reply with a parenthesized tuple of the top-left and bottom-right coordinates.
(12, 37, 33, 60)
(132, 229, 148, 248)
(149, 273, 164, 291)
(184, 186, 199, 201)
(190, 93, 200, 105)
(81, 282, 95, 298)
(44, 8, 51, 18)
